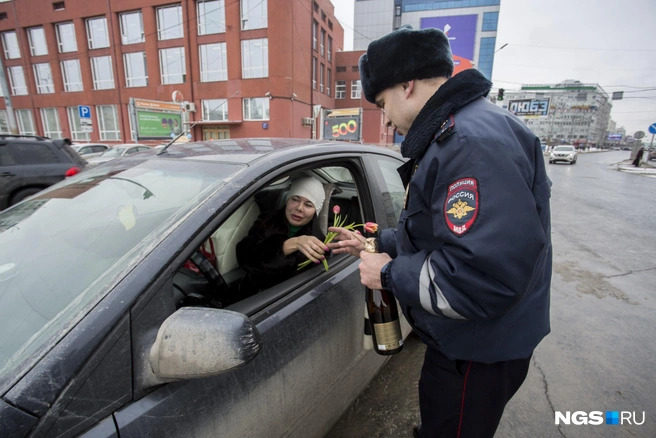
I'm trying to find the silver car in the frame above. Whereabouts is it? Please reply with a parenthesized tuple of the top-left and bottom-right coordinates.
(71, 143, 110, 159)
(86, 144, 151, 166)
(549, 145, 578, 164)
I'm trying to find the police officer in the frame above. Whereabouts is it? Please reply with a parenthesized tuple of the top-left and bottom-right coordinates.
(328, 26, 552, 437)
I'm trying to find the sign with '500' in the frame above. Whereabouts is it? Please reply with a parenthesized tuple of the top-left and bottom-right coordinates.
(324, 116, 361, 141)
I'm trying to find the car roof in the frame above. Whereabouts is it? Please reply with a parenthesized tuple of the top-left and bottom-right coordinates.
(138, 138, 398, 165)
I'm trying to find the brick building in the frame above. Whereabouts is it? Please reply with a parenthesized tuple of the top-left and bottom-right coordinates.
(0, 0, 344, 144)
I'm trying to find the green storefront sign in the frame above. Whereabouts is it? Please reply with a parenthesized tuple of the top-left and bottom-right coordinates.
(136, 110, 183, 138)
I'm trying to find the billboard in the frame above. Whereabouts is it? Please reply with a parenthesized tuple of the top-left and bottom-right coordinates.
(508, 98, 550, 117)
(421, 15, 477, 70)
(607, 134, 623, 141)
(136, 110, 183, 138)
(324, 115, 361, 141)
(131, 98, 183, 140)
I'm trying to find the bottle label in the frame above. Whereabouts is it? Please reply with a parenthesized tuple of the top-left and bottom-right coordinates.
(373, 320, 403, 351)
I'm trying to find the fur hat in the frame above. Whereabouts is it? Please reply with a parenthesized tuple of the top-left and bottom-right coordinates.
(286, 177, 325, 215)
(359, 25, 454, 104)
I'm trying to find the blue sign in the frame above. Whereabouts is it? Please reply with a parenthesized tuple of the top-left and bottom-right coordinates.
(649, 123, 656, 135)
(421, 15, 477, 63)
(78, 105, 91, 119)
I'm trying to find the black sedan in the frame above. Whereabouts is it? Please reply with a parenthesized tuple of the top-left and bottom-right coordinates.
(0, 139, 411, 438)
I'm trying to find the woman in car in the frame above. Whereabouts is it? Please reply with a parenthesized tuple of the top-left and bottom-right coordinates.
(235, 176, 327, 296)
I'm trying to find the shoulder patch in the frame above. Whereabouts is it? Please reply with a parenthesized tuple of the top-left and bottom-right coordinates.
(444, 177, 479, 237)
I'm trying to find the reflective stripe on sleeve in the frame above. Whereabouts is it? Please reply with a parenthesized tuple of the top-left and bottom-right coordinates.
(419, 257, 466, 320)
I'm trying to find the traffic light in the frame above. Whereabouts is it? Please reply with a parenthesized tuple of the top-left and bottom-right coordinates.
(497, 88, 505, 101)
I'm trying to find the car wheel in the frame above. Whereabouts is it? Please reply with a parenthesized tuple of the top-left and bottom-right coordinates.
(549, 160, 553, 164)
(10, 187, 43, 206)
(572, 159, 577, 165)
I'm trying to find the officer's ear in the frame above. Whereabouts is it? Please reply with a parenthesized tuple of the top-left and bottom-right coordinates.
(401, 81, 414, 99)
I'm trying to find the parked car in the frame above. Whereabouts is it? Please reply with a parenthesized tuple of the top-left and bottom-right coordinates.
(0, 138, 412, 438)
(85, 144, 150, 166)
(0, 135, 86, 210)
(71, 143, 110, 159)
(549, 145, 578, 164)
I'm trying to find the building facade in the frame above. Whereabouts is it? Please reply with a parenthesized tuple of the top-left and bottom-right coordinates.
(353, 0, 501, 80)
(499, 80, 612, 147)
(0, 0, 343, 144)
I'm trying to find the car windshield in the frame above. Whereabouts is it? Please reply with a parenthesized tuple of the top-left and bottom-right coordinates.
(102, 147, 127, 157)
(554, 146, 575, 152)
(0, 158, 245, 383)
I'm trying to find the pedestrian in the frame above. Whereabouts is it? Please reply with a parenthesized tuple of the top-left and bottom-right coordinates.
(236, 176, 327, 297)
(632, 146, 644, 167)
(328, 25, 552, 438)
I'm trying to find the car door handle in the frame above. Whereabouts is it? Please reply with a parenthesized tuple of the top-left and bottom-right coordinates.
(1, 172, 15, 177)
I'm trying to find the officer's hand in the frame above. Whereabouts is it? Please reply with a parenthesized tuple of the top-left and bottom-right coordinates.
(285, 235, 327, 263)
(327, 227, 365, 257)
(359, 251, 392, 290)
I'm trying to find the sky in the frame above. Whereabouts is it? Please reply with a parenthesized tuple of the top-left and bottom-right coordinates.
(331, 0, 656, 137)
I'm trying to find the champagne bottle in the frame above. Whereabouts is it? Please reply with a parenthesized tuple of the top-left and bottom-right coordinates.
(364, 238, 403, 355)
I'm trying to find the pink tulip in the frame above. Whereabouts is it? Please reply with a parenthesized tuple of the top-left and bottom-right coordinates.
(333, 205, 341, 214)
(364, 222, 378, 233)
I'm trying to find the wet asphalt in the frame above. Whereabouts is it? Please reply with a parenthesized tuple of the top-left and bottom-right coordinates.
(327, 151, 656, 438)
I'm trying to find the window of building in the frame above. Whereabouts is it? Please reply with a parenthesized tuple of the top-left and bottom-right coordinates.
(321, 11, 326, 22)
(200, 43, 227, 82)
(28, 27, 48, 56)
(243, 97, 269, 120)
(97, 105, 121, 140)
(327, 36, 332, 63)
(86, 17, 109, 49)
(124, 51, 148, 87)
(157, 4, 183, 40)
(313, 1, 319, 12)
(312, 57, 316, 89)
(55, 22, 77, 53)
(91, 56, 115, 89)
(120, 11, 145, 45)
(241, 0, 267, 30)
(351, 65, 359, 72)
(320, 62, 324, 93)
(198, 0, 225, 34)
(53, 2, 65, 11)
(482, 12, 499, 32)
(61, 59, 83, 92)
(33, 63, 55, 94)
(327, 68, 331, 96)
(320, 28, 325, 56)
(202, 99, 228, 121)
(335, 80, 345, 99)
(67, 106, 90, 141)
(159, 47, 186, 84)
(8, 66, 28, 95)
(40, 108, 62, 139)
(478, 37, 495, 80)
(312, 20, 317, 51)
(2, 31, 20, 59)
(0, 110, 9, 133)
(351, 80, 361, 99)
(328, 20, 333, 30)
(241, 38, 268, 79)
(16, 109, 36, 135)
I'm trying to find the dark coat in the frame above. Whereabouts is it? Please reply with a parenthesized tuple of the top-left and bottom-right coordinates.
(236, 209, 325, 295)
(379, 70, 552, 363)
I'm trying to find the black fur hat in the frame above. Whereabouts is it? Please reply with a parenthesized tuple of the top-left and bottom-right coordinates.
(359, 25, 454, 104)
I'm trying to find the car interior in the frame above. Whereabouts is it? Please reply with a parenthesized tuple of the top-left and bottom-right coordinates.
(172, 165, 362, 310)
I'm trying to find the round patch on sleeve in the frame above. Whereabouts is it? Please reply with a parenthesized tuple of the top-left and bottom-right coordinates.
(444, 178, 479, 236)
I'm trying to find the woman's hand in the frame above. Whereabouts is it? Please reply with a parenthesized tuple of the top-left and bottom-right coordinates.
(326, 227, 365, 257)
(284, 235, 328, 263)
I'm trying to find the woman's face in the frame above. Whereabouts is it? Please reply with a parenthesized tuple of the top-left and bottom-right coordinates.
(285, 195, 316, 226)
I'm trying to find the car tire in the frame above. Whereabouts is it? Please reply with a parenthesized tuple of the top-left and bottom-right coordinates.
(549, 160, 553, 164)
(10, 187, 43, 206)
(572, 159, 577, 165)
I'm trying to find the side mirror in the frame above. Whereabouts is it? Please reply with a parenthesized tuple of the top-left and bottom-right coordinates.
(149, 307, 262, 380)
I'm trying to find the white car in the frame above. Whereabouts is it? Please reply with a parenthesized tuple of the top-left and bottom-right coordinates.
(71, 143, 110, 159)
(86, 144, 151, 166)
(549, 145, 578, 165)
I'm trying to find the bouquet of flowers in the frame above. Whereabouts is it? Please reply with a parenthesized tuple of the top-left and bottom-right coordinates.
(298, 205, 378, 271)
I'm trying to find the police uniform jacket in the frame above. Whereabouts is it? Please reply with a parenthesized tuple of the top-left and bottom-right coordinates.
(379, 70, 552, 363)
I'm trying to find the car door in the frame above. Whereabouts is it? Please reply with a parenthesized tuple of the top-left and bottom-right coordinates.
(113, 156, 390, 438)
(0, 142, 23, 208)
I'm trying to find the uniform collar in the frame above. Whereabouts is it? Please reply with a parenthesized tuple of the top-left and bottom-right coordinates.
(400, 69, 492, 160)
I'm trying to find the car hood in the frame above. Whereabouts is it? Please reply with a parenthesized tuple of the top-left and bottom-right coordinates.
(87, 156, 117, 165)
